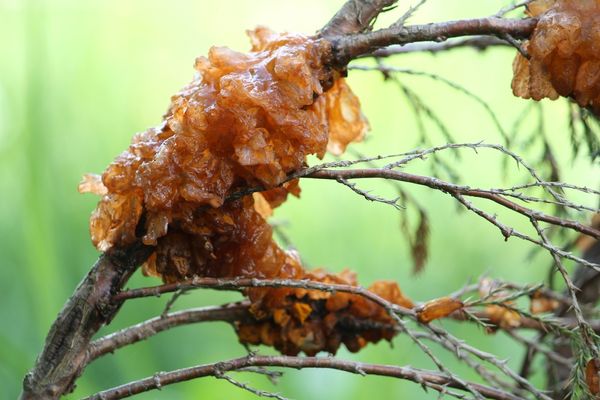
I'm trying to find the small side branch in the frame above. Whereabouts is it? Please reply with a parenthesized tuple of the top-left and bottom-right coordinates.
(305, 168, 600, 240)
(329, 17, 537, 66)
(363, 36, 512, 58)
(87, 303, 252, 363)
(85, 355, 522, 400)
(113, 277, 415, 317)
(113, 277, 597, 334)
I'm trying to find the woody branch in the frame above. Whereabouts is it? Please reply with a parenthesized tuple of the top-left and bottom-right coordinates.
(87, 276, 579, 399)
(23, 1, 598, 399)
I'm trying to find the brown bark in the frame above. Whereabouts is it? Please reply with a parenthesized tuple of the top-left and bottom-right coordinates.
(21, 243, 152, 399)
(326, 17, 537, 67)
(319, 0, 398, 36)
(85, 355, 522, 400)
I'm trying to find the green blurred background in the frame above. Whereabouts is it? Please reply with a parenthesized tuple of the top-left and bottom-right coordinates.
(1, 0, 598, 398)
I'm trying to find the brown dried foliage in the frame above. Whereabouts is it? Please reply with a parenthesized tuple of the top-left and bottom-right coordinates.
(79, 28, 419, 355)
(479, 278, 522, 330)
(529, 290, 560, 314)
(586, 358, 600, 397)
(415, 297, 464, 324)
(512, 0, 600, 115)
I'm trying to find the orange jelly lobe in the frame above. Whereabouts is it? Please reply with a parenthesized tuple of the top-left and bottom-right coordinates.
(512, 0, 600, 115)
(80, 28, 417, 355)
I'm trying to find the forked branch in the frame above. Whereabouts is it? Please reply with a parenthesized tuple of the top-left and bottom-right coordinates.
(21, 1, 600, 399)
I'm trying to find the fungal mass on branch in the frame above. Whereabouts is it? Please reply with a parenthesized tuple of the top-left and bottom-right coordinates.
(79, 27, 418, 356)
(512, 0, 600, 115)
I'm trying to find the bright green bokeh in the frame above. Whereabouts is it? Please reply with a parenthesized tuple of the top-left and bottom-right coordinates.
(1, 1, 598, 399)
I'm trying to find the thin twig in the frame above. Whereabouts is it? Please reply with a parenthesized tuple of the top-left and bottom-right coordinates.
(84, 354, 523, 400)
(329, 17, 537, 66)
(364, 36, 511, 58)
(87, 303, 252, 362)
(305, 168, 600, 240)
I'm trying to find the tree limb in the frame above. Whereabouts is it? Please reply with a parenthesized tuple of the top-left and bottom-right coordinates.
(86, 301, 414, 365)
(112, 277, 414, 318)
(86, 302, 252, 363)
(327, 17, 537, 66)
(20, 242, 152, 399)
(306, 168, 600, 240)
(361, 36, 512, 58)
(85, 354, 523, 400)
(112, 277, 600, 335)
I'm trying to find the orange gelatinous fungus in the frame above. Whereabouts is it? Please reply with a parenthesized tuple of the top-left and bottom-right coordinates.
(81, 27, 368, 254)
(484, 304, 522, 330)
(586, 358, 600, 396)
(80, 28, 414, 355)
(478, 278, 522, 330)
(529, 290, 560, 314)
(512, 0, 600, 115)
(416, 297, 464, 324)
(237, 272, 412, 356)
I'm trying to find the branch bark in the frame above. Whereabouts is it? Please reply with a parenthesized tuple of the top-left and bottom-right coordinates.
(326, 17, 537, 66)
(21, 242, 152, 399)
(362, 36, 512, 58)
(85, 355, 522, 400)
(87, 302, 252, 363)
(305, 168, 600, 240)
(112, 277, 600, 335)
(319, 0, 398, 37)
(87, 301, 410, 366)
(112, 277, 414, 318)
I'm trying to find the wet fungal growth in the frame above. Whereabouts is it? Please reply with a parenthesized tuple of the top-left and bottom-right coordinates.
(512, 0, 600, 115)
(80, 27, 367, 254)
(80, 28, 419, 355)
